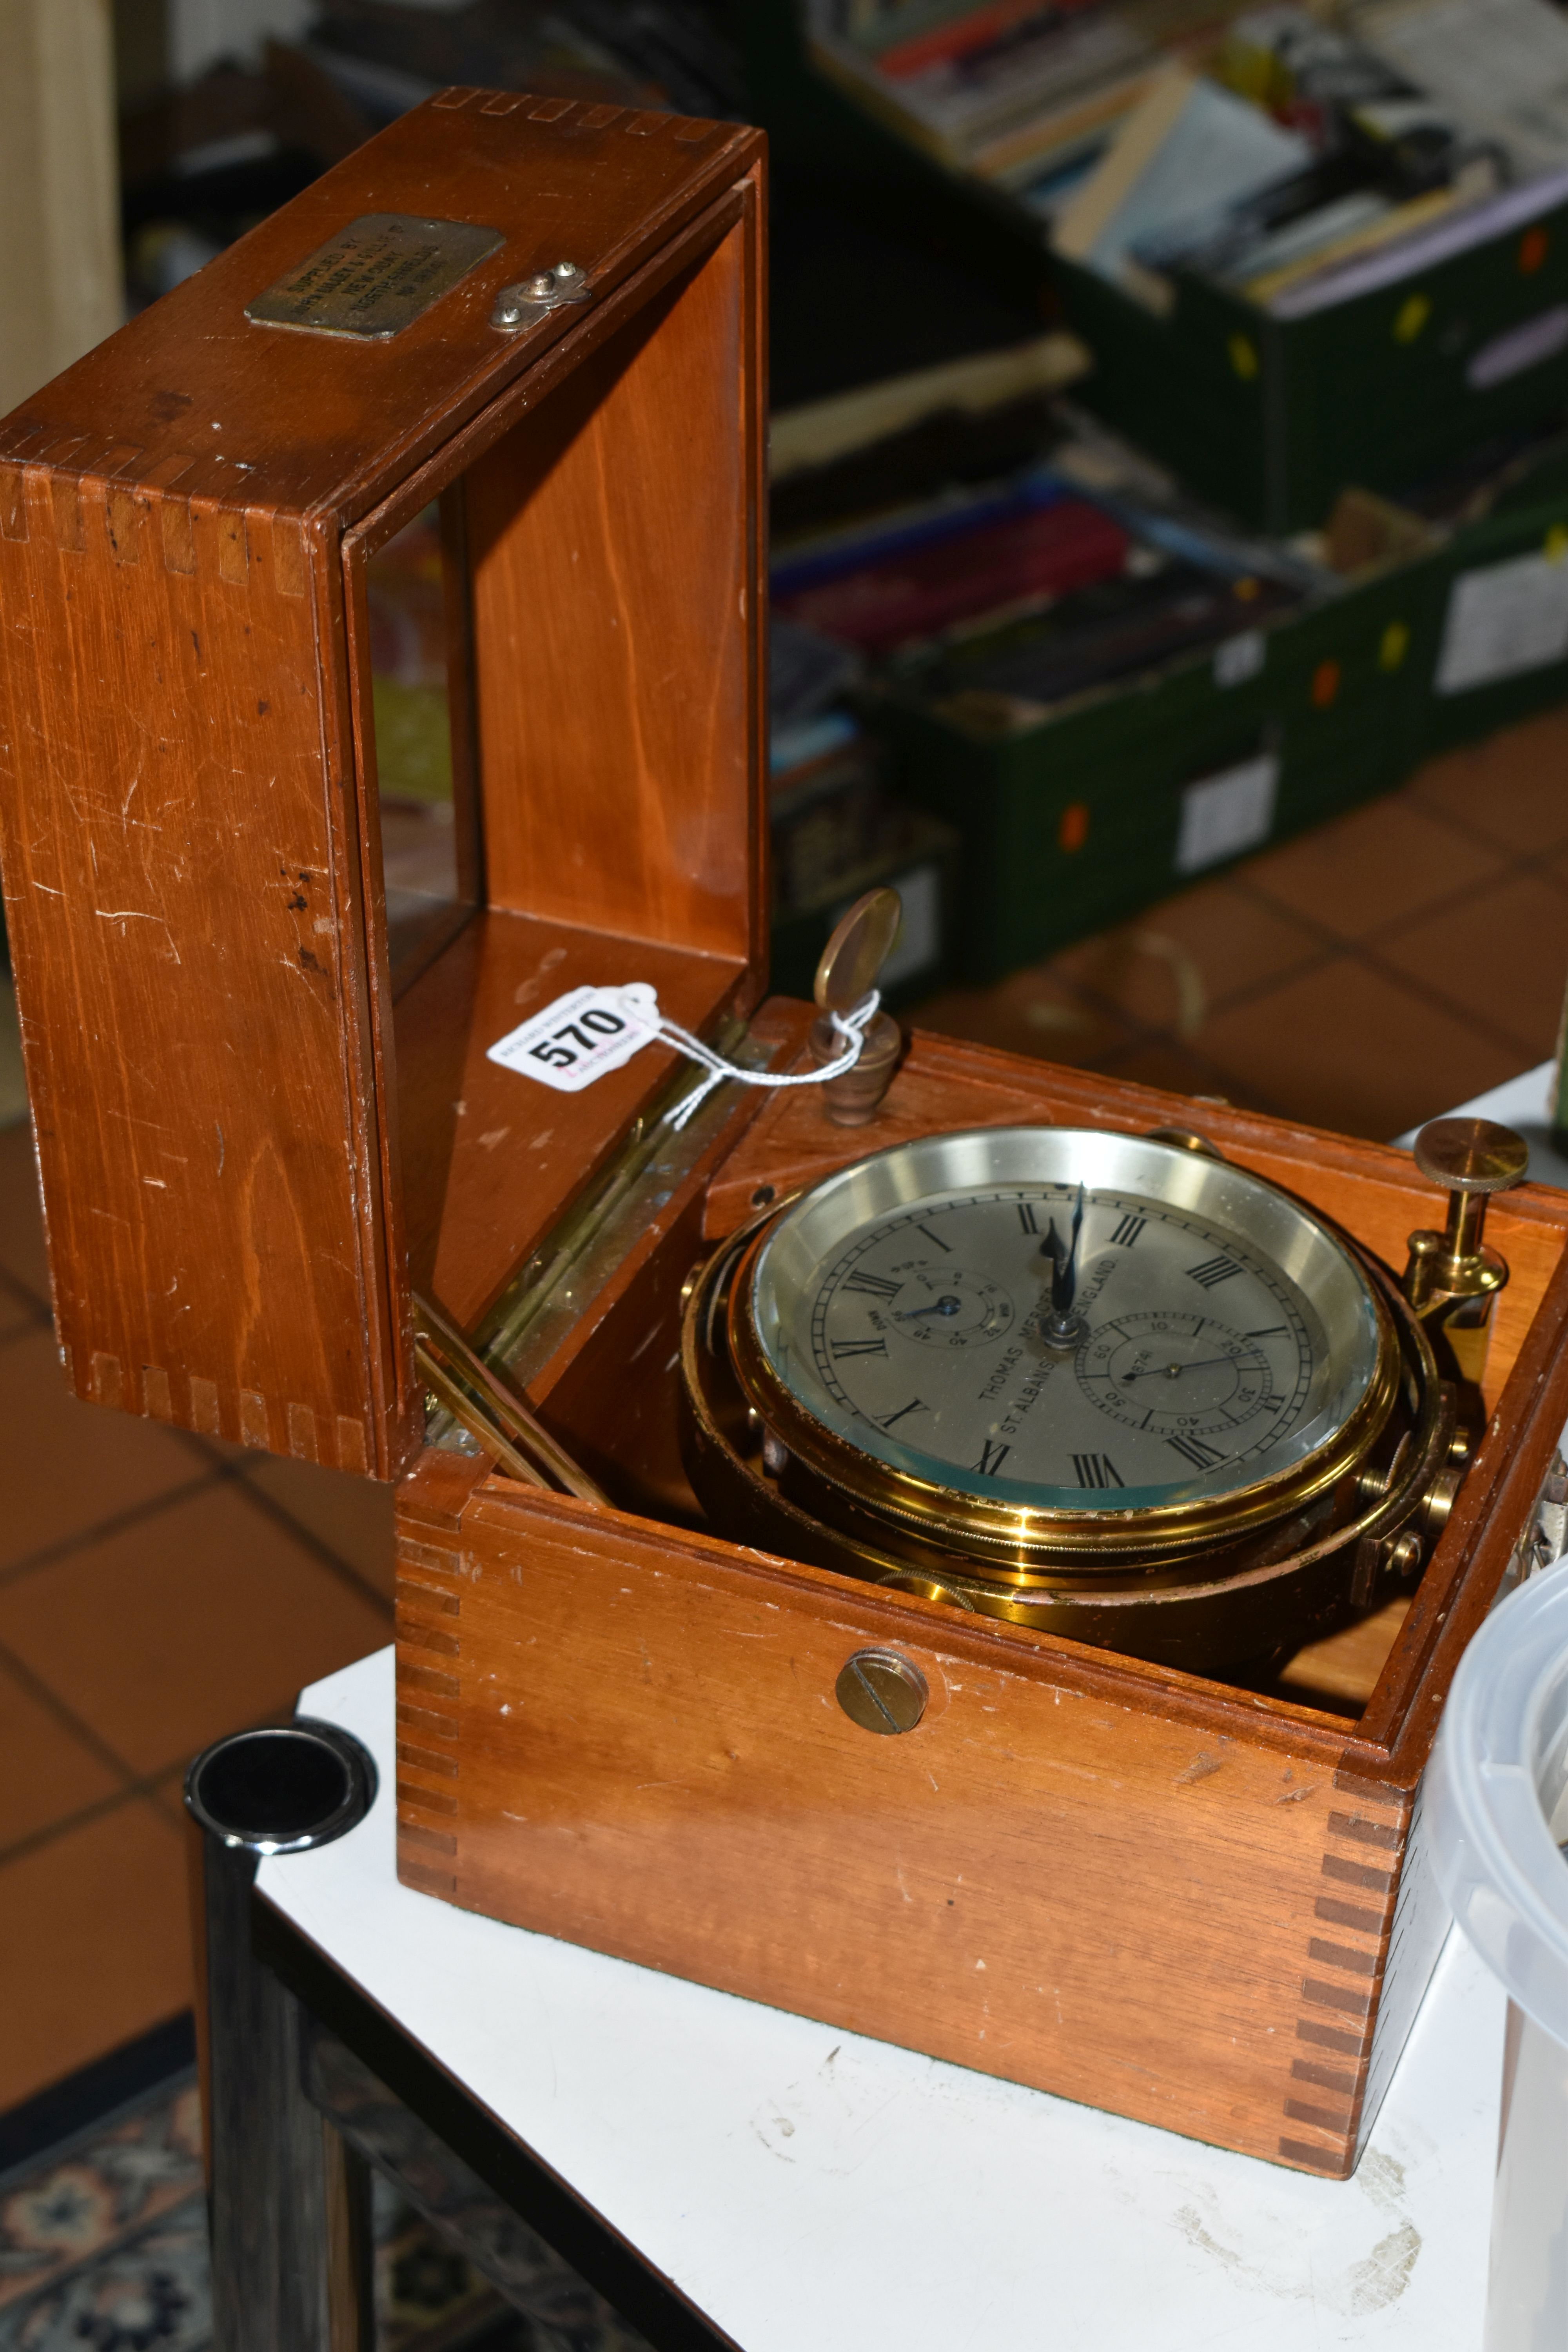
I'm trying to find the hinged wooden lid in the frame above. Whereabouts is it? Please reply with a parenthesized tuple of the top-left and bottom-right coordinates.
(0, 92, 768, 1480)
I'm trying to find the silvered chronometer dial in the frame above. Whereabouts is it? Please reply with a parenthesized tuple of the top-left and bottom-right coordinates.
(681, 1127, 1448, 1672)
(798, 1189, 1341, 1508)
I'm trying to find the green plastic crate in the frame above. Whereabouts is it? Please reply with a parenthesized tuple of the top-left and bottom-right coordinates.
(1418, 497, 1568, 757)
(870, 554, 1437, 985)
(1053, 192, 1568, 534)
(755, 0, 1568, 538)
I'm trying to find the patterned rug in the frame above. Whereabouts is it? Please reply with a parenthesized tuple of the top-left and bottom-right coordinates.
(0, 2025, 649, 2352)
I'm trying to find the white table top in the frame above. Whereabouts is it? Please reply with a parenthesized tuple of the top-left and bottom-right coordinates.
(261, 1065, 1568, 2348)
(262, 1647, 1501, 2352)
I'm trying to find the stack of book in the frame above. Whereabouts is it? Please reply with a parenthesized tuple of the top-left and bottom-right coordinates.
(805, 0, 1241, 196)
(770, 354, 1317, 735)
(765, 335, 1093, 999)
(762, 335, 1333, 989)
(767, 331, 1568, 987)
(806, 0, 1568, 323)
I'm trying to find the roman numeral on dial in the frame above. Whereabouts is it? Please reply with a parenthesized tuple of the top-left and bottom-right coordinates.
(1017, 1201, 1039, 1234)
(1109, 1214, 1145, 1247)
(1187, 1254, 1243, 1290)
(1167, 1433, 1225, 1469)
(1071, 1453, 1123, 1488)
(832, 1336, 887, 1359)
(880, 1397, 926, 1429)
(842, 1270, 901, 1300)
(973, 1438, 1010, 1476)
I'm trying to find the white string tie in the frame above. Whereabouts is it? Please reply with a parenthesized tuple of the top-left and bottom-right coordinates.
(661, 991, 880, 1132)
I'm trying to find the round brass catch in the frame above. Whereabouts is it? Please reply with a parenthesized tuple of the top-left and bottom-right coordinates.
(835, 1649, 928, 1736)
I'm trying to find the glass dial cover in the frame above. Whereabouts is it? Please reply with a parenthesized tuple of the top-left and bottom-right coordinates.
(744, 1129, 1386, 1516)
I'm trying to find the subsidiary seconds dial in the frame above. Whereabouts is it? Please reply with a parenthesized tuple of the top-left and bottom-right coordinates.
(1076, 1310, 1283, 1443)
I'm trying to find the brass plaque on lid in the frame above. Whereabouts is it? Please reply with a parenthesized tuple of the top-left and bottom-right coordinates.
(246, 213, 505, 339)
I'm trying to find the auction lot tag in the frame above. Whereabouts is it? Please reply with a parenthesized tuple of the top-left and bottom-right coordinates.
(488, 984, 662, 1093)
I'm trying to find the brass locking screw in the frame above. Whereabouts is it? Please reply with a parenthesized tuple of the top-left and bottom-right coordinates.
(835, 1650, 928, 1735)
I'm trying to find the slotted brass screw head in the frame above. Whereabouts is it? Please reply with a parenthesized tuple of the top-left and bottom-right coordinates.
(835, 1649, 928, 1735)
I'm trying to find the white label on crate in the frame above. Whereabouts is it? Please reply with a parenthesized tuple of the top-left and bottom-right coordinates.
(1174, 753, 1279, 876)
(1467, 305, 1568, 391)
(1436, 549, 1568, 692)
(1212, 629, 1265, 689)
(487, 983, 662, 1092)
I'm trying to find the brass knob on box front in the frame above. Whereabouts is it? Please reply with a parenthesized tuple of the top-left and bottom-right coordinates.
(835, 1650, 928, 1736)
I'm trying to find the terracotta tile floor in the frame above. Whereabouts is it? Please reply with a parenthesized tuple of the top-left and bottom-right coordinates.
(919, 708, 1568, 1138)
(0, 1226, 394, 2112)
(2, 711, 1566, 2117)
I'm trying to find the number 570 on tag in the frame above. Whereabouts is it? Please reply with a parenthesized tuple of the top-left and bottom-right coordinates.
(487, 983, 662, 1094)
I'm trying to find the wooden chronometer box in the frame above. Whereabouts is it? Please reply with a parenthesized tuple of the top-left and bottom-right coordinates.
(4, 93, 1567, 2185)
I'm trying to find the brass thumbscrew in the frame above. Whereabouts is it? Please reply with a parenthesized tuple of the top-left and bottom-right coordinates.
(1403, 1116, 1528, 1390)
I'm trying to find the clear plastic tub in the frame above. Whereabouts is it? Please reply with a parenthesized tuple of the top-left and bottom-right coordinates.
(1428, 1558, 1568, 2350)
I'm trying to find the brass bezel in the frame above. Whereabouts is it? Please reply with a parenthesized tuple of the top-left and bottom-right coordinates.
(725, 1136, 1403, 1575)
(678, 1138, 1449, 1672)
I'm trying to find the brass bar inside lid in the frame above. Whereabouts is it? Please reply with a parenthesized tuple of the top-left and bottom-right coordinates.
(412, 1291, 609, 1506)
(414, 1345, 553, 1492)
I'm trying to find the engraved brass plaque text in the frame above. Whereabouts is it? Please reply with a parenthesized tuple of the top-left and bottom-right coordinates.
(246, 214, 505, 340)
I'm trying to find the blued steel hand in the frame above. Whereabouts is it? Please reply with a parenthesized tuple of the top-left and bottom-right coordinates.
(1041, 1184, 1086, 1319)
(898, 1294, 963, 1320)
(1120, 1357, 1237, 1383)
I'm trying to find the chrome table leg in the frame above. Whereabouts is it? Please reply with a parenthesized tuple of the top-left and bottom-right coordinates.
(185, 1720, 377, 2352)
